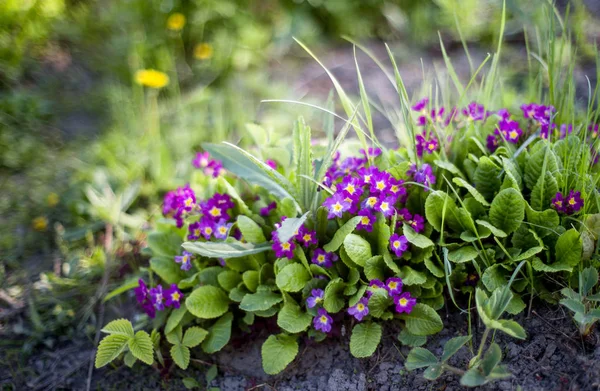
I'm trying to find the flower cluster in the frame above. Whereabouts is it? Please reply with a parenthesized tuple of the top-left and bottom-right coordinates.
(416, 131, 439, 157)
(188, 193, 235, 241)
(271, 220, 321, 262)
(175, 250, 193, 271)
(163, 185, 197, 227)
(407, 163, 436, 189)
(412, 97, 456, 127)
(552, 190, 584, 215)
(192, 152, 225, 178)
(135, 279, 183, 318)
(305, 290, 333, 332)
(346, 277, 416, 322)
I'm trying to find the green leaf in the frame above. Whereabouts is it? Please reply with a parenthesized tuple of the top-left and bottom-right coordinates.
(95, 334, 129, 368)
(404, 347, 438, 370)
(367, 289, 392, 318)
(202, 313, 233, 354)
(128, 330, 154, 365)
(398, 329, 427, 347)
(323, 216, 361, 252)
(375, 213, 400, 273)
(532, 257, 573, 273)
(398, 304, 443, 336)
(186, 286, 230, 319)
(324, 278, 346, 313)
(218, 270, 242, 292)
(403, 224, 434, 248)
(530, 171, 558, 211)
(453, 177, 490, 206)
(182, 377, 200, 389)
(278, 301, 312, 333)
(171, 344, 190, 369)
(473, 156, 502, 201)
(460, 368, 487, 387)
(237, 216, 267, 243)
(276, 263, 311, 292)
(150, 256, 185, 284)
(441, 336, 471, 362)
(560, 298, 585, 314)
(476, 220, 507, 238)
(582, 267, 599, 295)
(147, 231, 182, 257)
(205, 364, 218, 384)
(261, 334, 299, 375)
(243, 270, 259, 292)
(399, 266, 427, 286)
(524, 144, 559, 191)
(103, 278, 140, 302)
(240, 289, 283, 311)
(496, 319, 526, 339)
(165, 306, 188, 334)
(203, 142, 300, 212)
(489, 188, 525, 235)
(343, 234, 372, 266)
(101, 319, 134, 337)
(293, 117, 315, 211)
(276, 212, 309, 244)
(349, 322, 382, 358)
(217, 176, 252, 216)
(482, 265, 506, 291)
(182, 327, 209, 348)
(447, 246, 479, 264)
(555, 229, 583, 268)
(425, 191, 462, 232)
(364, 255, 385, 281)
(423, 364, 444, 380)
(124, 351, 137, 368)
(424, 258, 444, 278)
(183, 240, 271, 259)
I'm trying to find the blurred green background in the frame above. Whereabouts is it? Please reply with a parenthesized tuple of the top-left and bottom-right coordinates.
(1, 0, 599, 387)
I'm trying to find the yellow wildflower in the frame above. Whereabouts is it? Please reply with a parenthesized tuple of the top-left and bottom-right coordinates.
(167, 13, 186, 31)
(33, 216, 48, 231)
(194, 43, 214, 60)
(47, 192, 59, 207)
(135, 69, 169, 89)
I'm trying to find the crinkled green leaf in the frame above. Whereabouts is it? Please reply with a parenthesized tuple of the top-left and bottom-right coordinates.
(441, 336, 471, 362)
(150, 256, 185, 285)
(95, 334, 129, 368)
(324, 278, 346, 313)
(237, 216, 267, 243)
(489, 188, 525, 234)
(350, 322, 382, 358)
(403, 224, 434, 248)
(240, 289, 283, 311)
(261, 334, 299, 375)
(555, 229, 583, 268)
(398, 303, 443, 336)
(343, 234, 372, 266)
(202, 313, 233, 354)
(447, 246, 479, 263)
(404, 347, 438, 370)
(276, 263, 311, 292)
(277, 301, 312, 333)
(182, 326, 209, 348)
(186, 286, 230, 319)
(128, 330, 154, 365)
(183, 240, 271, 259)
(101, 319, 134, 337)
(171, 344, 190, 369)
(323, 216, 361, 252)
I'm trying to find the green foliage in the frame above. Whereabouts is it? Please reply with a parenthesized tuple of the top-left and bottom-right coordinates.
(261, 334, 299, 375)
(350, 322, 382, 358)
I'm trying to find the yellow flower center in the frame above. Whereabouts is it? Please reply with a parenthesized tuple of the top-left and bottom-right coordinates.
(367, 197, 377, 207)
(361, 216, 370, 225)
(303, 234, 312, 242)
(389, 282, 397, 289)
(411, 221, 418, 227)
(182, 256, 189, 263)
(317, 255, 325, 263)
(364, 175, 371, 182)
(568, 198, 576, 206)
(427, 143, 436, 150)
(509, 130, 518, 139)
(356, 304, 365, 311)
(333, 203, 343, 212)
(282, 242, 291, 250)
(320, 315, 328, 324)
(555, 200, 562, 207)
(380, 202, 389, 211)
(167, 13, 186, 31)
(376, 181, 386, 190)
(209, 207, 221, 217)
(134, 69, 169, 89)
(345, 184, 356, 194)
(390, 185, 399, 193)
(393, 240, 400, 248)
(204, 227, 213, 235)
(185, 198, 193, 207)
(171, 292, 181, 301)
(194, 43, 214, 60)
(219, 227, 227, 234)
(399, 298, 408, 306)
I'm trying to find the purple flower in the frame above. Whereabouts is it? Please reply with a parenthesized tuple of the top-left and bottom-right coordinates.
(339, 176, 364, 198)
(375, 195, 397, 218)
(358, 166, 380, 186)
(162, 185, 197, 226)
(465, 273, 480, 287)
(408, 163, 436, 189)
(198, 217, 216, 239)
(188, 222, 202, 240)
(387, 178, 406, 198)
(497, 108, 511, 119)
(390, 233, 409, 258)
(412, 97, 429, 112)
(407, 214, 425, 233)
(397, 208, 412, 222)
(432, 107, 445, 123)
(366, 279, 386, 298)
(134, 279, 156, 318)
(192, 152, 211, 169)
(297, 226, 318, 247)
(385, 277, 403, 295)
(521, 103, 538, 119)
(212, 193, 234, 209)
(348, 297, 369, 321)
(394, 292, 417, 314)
(266, 159, 278, 170)
(486, 134, 499, 152)
(201, 199, 230, 221)
(312, 248, 337, 268)
(357, 209, 375, 232)
(272, 238, 295, 259)
(214, 219, 233, 239)
(565, 190, 584, 214)
(416, 131, 439, 157)
(313, 308, 333, 333)
(370, 171, 391, 194)
(560, 124, 573, 139)
(260, 201, 277, 217)
(323, 192, 351, 219)
(362, 195, 379, 209)
(462, 102, 486, 121)
(193, 152, 224, 178)
(552, 192, 566, 213)
(164, 284, 184, 308)
(149, 285, 165, 311)
(175, 251, 193, 271)
(307, 289, 324, 308)
(498, 119, 523, 144)
(589, 124, 599, 139)
(360, 147, 382, 160)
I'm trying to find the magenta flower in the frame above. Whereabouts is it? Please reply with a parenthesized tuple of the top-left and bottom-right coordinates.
(357, 209, 375, 232)
(201, 199, 230, 221)
(323, 192, 351, 219)
(187, 222, 202, 240)
(175, 251, 193, 271)
(408, 163, 436, 189)
(313, 308, 333, 333)
(149, 285, 165, 311)
(394, 292, 417, 314)
(312, 248, 337, 268)
(260, 201, 277, 217)
(134, 279, 156, 318)
(397, 208, 412, 222)
(297, 226, 318, 247)
(462, 102, 487, 121)
(486, 134, 499, 152)
(375, 195, 397, 218)
(164, 284, 184, 308)
(407, 214, 425, 233)
(358, 166, 380, 186)
(498, 119, 523, 143)
(432, 107, 445, 123)
(307, 289, 324, 308)
(390, 233, 409, 258)
(214, 219, 233, 240)
(366, 279, 386, 298)
(272, 238, 295, 259)
(521, 103, 538, 119)
(348, 297, 369, 321)
(266, 159, 278, 170)
(565, 190, 584, 214)
(387, 178, 406, 198)
(198, 217, 216, 239)
(370, 171, 391, 194)
(551, 192, 566, 213)
(411, 97, 429, 112)
(560, 124, 573, 139)
(192, 152, 224, 178)
(362, 195, 379, 209)
(385, 277, 403, 296)
(360, 147, 382, 159)
(496, 108, 511, 119)
(339, 176, 364, 198)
